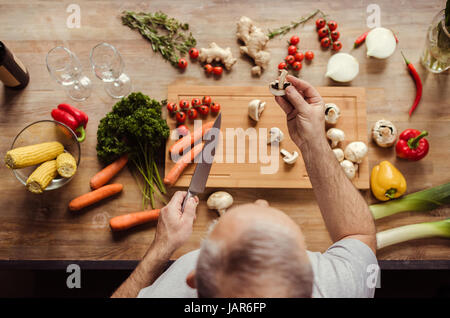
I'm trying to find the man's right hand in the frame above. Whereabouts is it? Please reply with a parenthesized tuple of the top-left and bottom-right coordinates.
(275, 76, 326, 150)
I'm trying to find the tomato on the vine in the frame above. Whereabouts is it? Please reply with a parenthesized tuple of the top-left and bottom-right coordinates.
(292, 61, 302, 71)
(204, 64, 213, 74)
(285, 55, 295, 64)
(189, 48, 199, 59)
(213, 66, 223, 75)
(288, 45, 297, 55)
(198, 105, 210, 115)
(278, 62, 287, 69)
(294, 52, 304, 62)
(179, 100, 190, 109)
(210, 102, 221, 113)
(202, 96, 212, 105)
(320, 37, 330, 48)
(318, 27, 329, 38)
(188, 108, 198, 120)
(176, 111, 186, 123)
(332, 41, 343, 51)
(331, 30, 340, 41)
(178, 58, 188, 69)
(290, 35, 300, 45)
(167, 102, 177, 113)
(305, 51, 314, 60)
(327, 21, 338, 31)
(176, 125, 190, 136)
(316, 18, 326, 29)
(191, 98, 202, 107)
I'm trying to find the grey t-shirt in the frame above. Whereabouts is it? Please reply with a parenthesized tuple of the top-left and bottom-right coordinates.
(138, 238, 378, 298)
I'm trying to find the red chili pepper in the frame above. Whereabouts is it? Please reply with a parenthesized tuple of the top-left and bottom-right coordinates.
(57, 103, 88, 128)
(401, 51, 423, 117)
(354, 31, 369, 48)
(396, 129, 429, 161)
(51, 106, 87, 142)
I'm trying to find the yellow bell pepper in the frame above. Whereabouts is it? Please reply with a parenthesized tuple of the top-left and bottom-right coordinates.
(370, 161, 407, 201)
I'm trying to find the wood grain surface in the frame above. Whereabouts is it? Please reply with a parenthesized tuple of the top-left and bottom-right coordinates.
(166, 85, 369, 188)
(0, 0, 449, 264)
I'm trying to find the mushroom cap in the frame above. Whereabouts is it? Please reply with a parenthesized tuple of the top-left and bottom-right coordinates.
(372, 119, 397, 148)
(340, 159, 357, 180)
(268, 127, 284, 144)
(332, 148, 344, 162)
(326, 128, 345, 148)
(324, 103, 341, 124)
(269, 69, 291, 96)
(280, 149, 299, 164)
(248, 99, 266, 121)
(344, 141, 368, 164)
(207, 191, 234, 216)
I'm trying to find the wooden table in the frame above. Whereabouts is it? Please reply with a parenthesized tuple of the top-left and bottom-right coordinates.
(0, 0, 449, 270)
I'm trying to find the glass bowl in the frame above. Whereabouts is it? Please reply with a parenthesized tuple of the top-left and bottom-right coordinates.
(9, 120, 81, 191)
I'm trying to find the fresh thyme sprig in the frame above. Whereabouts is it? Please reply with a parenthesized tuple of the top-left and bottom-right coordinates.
(267, 9, 326, 40)
(122, 11, 197, 66)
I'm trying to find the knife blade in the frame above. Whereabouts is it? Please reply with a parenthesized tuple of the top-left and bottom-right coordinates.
(181, 113, 222, 212)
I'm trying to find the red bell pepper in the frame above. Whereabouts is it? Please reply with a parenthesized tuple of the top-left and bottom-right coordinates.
(396, 129, 429, 161)
(51, 104, 88, 142)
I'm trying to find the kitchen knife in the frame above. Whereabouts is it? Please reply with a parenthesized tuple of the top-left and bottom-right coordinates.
(181, 113, 221, 212)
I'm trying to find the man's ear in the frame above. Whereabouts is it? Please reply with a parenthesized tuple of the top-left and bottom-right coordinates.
(186, 270, 196, 289)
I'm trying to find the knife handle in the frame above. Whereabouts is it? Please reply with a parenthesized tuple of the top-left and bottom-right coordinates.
(181, 190, 195, 213)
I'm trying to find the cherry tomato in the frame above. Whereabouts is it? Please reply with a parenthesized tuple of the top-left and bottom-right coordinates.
(318, 27, 329, 38)
(191, 98, 202, 107)
(278, 62, 287, 69)
(294, 52, 304, 62)
(198, 105, 209, 115)
(202, 96, 212, 105)
(292, 61, 302, 71)
(178, 58, 188, 69)
(320, 37, 330, 48)
(204, 64, 213, 74)
(316, 18, 326, 29)
(288, 45, 297, 55)
(210, 102, 221, 113)
(332, 41, 343, 51)
(305, 51, 314, 60)
(331, 30, 340, 41)
(176, 111, 186, 123)
(285, 55, 295, 64)
(188, 108, 198, 120)
(290, 35, 300, 45)
(179, 99, 190, 109)
(327, 21, 338, 31)
(167, 102, 177, 113)
(189, 48, 199, 59)
(176, 125, 190, 136)
(213, 66, 223, 75)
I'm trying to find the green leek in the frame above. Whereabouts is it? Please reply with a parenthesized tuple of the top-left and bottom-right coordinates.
(370, 182, 450, 220)
(376, 219, 450, 249)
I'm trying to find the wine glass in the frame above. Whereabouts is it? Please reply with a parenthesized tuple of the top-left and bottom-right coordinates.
(46, 46, 92, 101)
(89, 42, 132, 98)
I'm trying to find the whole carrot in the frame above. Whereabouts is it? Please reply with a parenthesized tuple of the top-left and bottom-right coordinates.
(90, 154, 128, 189)
(164, 143, 204, 186)
(169, 121, 213, 157)
(401, 51, 423, 117)
(69, 183, 123, 211)
(109, 209, 160, 231)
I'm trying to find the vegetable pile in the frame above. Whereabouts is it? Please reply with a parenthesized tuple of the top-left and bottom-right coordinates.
(96, 92, 170, 208)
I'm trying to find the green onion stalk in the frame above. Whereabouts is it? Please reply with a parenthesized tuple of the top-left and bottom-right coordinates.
(376, 219, 450, 249)
(370, 182, 450, 220)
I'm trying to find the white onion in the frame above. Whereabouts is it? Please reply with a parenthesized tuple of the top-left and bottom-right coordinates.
(366, 27, 397, 59)
(325, 53, 359, 82)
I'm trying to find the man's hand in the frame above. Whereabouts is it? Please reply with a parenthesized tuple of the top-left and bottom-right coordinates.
(275, 75, 326, 150)
(151, 191, 199, 257)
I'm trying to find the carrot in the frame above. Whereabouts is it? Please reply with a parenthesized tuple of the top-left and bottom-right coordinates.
(164, 143, 204, 186)
(90, 154, 128, 190)
(109, 209, 161, 231)
(169, 121, 213, 157)
(69, 183, 123, 211)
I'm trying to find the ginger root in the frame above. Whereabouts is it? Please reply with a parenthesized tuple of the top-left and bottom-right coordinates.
(198, 42, 237, 70)
(236, 16, 271, 76)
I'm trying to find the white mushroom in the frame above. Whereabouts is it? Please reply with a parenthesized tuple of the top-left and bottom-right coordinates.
(372, 119, 398, 148)
(280, 149, 299, 164)
(326, 128, 345, 148)
(269, 69, 291, 96)
(344, 141, 368, 164)
(324, 103, 341, 125)
(340, 160, 357, 180)
(207, 191, 234, 216)
(267, 127, 284, 144)
(248, 99, 266, 121)
(332, 148, 344, 162)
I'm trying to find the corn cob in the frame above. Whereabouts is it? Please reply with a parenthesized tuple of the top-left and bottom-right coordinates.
(56, 152, 77, 178)
(26, 160, 57, 194)
(5, 141, 64, 169)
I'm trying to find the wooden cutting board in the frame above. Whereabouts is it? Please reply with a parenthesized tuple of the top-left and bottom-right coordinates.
(165, 86, 369, 189)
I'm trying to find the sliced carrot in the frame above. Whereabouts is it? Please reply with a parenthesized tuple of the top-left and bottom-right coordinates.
(109, 209, 161, 231)
(164, 143, 204, 186)
(69, 183, 123, 211)
(90, 154, 128, 190)
(169, 121, 213, 157)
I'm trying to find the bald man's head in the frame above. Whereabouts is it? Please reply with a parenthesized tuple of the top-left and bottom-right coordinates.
(194, 201, 313, 298)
